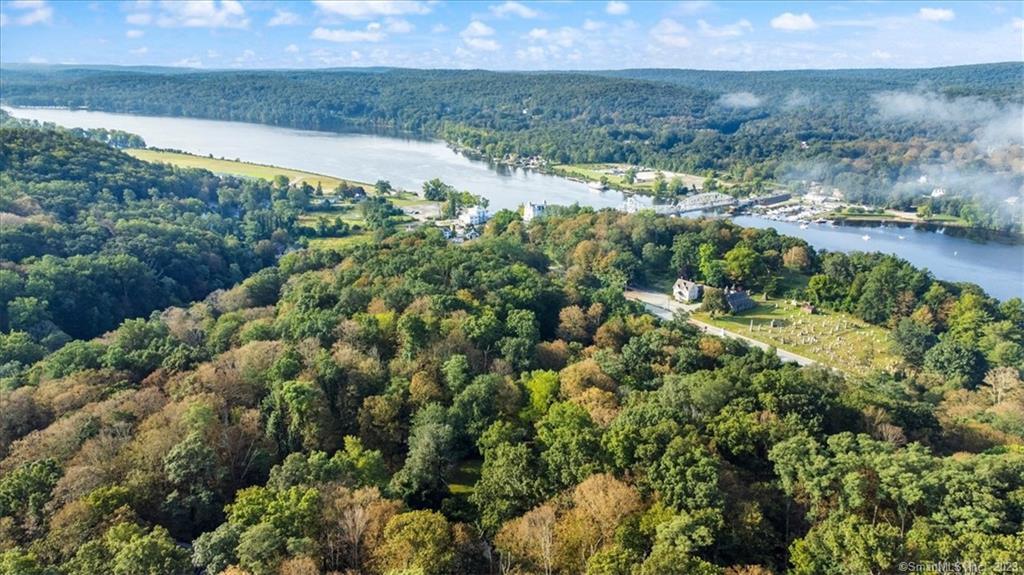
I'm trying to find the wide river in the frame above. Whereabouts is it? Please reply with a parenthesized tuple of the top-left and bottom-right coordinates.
(5, 106, 1022, 300)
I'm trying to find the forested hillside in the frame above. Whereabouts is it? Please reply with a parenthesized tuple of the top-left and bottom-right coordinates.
(3, 64, 1021, 229)
(2, 183, 1022, 573)
(0, 127, 312, 357)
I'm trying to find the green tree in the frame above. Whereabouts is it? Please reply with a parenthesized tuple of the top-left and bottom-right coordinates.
(375, 511, 455, 575)
(724, 244, 764, 286)
(471, 443, 548, 534)
(924, 339, 984, 387)
(536, 402, 605, 489)
(891, 318, 937, 368)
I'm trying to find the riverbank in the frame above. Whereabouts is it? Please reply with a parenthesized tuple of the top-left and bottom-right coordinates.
(126, 148, 375, 191)
(5, 106, 1019, 299)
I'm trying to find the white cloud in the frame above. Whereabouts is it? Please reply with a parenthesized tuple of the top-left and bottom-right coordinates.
(528, 26, 581, 48)
(3, 0, 53, 26)
(28, 56, 48, 64)
(313, 1, 430, 19)
(462, 20, 495, 37)
(125, 12, 152, 25)
(770, 12, 817, 31)
(268, 9, 299, 26)
(650, 18, 691, 48)
(431, 23, 449, 33)
(461, 20, 500, 51)
(1014, 18, 1024, 31)
(172, 57, 203, 67)
(606, 1, 629, 16)
(582, 19, 604, 31)
(285, 43, 300, 53)
(719, 92, 762, 108)
(490, 1, 538, 19)
(918, 8, 955, 22)
(312, 25, 384, 43)
(234, 49, 256, 64)
(516, 45, 546, 61)
(871, 49, 893, 60)
(126, 29, 145, 38)
(385, 18, 414, 33)
(464, 37, 500, 51)
(134, 0, 250, 29)
(697, 18, 752, 38)
(129, 46, 149, 55)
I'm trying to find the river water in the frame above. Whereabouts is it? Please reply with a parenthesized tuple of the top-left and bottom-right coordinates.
(4, 106, 1022, 300)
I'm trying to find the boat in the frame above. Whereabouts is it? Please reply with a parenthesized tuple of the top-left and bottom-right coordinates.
(898, 235, 906, 240)
(799, 223, 809, 230)
(588, 181, 607, 192)
(861, 235, 871, 241)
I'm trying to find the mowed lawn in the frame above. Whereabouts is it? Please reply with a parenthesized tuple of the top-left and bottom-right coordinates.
(553, 162, 709, 192)
(126, 149, 372, 191)
(307, 234, 373, 250)
(693, 300, 899, 376)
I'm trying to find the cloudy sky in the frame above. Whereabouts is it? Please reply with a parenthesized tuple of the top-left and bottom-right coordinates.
(1, 1, 1020, 70)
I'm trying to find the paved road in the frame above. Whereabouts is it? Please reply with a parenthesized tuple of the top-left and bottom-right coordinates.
(624, 288, 817, 367)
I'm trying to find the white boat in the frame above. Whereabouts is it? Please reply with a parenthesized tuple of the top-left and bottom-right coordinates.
(861, 234, 871, 241)
(898, 235, 905, 240)
(588, 181, 607, 192)
(799, 223, 809, 230)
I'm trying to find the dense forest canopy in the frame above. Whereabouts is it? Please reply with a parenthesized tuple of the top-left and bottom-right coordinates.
(2, 63, 1022, 232)
(1, 123, 1023, 574)
(0, 126, 315, 351)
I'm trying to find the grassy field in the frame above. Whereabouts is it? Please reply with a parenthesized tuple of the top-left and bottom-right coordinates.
(306, 234, 373, 250)
(448, 459, 482, 497)
(693, 299, 898, 376)
(126, 149, 373, 191)
(551, 163, 710, 193)
(828, 208, 969, 228)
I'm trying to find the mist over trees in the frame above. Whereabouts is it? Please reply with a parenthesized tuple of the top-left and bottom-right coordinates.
(3, 63, 1021, 231)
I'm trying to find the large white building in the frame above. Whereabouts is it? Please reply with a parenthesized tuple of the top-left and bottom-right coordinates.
(459, 206, 490, 226)
(523, 201, 547, 222)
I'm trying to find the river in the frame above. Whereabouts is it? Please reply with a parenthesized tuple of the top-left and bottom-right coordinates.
(4, 106, 1022, 300)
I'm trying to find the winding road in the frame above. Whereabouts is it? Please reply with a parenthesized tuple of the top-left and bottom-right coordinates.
(624, 288, 817, 367)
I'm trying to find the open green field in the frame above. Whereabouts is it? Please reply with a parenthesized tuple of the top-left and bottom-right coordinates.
(307, 233, 373, 250)
(694, 300, 898, 376)
(828, 208, 969, 228)
(551, 162, 711, 193)
(126, 149, 373, 191)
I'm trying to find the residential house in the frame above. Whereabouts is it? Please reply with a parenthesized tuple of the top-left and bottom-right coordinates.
(459, 206, 490, 226)
(523, 201, 547, 222)
(673, 278, 703, 303)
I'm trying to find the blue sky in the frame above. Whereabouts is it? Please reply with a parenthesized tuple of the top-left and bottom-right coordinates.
(1, 1, 1021, 70)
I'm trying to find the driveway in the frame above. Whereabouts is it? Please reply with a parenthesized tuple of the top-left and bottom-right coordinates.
(624, 288, 817, 367)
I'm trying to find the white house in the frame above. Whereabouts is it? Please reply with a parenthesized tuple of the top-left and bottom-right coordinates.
(673, 278, 703, 303)
(523, 201, 547, 222)
(459, 206, 490, 226)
